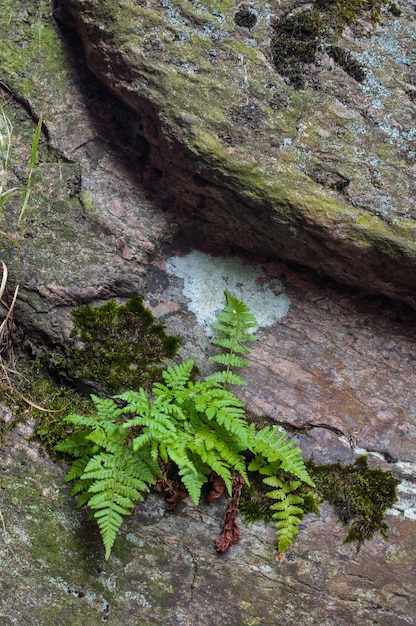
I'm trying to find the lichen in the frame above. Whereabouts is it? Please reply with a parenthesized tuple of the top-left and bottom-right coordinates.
(165, 250, 291, 333)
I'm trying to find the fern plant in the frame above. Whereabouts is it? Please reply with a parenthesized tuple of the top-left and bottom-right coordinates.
(57, 290, 313, 559)
(55, 395, 160, 560)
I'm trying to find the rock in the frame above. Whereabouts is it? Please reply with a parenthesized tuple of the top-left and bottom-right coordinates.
(54, 0, 416, 307)
(0, 2, 415, 624)
(1, 417, 415, 626)
(149, 247, 416, 508)
(0, 0, 173, 345)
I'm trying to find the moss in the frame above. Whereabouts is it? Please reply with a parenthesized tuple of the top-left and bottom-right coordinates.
(351, 213, 416, 251)
(1, 0, 70, 107)
(240, 456, 399, 551)
(79, 189, 93, 211)
(271, 11, 321, 90)
(271, 0, 388, 88)
(30, 374, 96, 452)
(328, 45, 366, 82)
(308, 456, 399, 550)
(239, 470, 319, 526)
(234, 8, 257, 29)
(0, 299, 180, 451)
(61, 297, 181, 394)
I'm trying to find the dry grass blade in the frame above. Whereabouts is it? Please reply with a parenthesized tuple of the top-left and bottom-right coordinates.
(0, 260, 8, 299)
(0, 381, 54, 412)
(0, 263, 53, 412)
(0, 284, 18, 340)
(0, 261, 19, 341)
(0, 510, 17, 559)
(0, 261, 15, 358)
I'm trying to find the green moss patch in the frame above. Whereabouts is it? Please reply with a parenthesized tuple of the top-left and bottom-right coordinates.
(64, 297, 180, 394)
(240, 455, 399, 551)
(31, 375, 95, 452)
(239, 472, 319, 527)
(3, 298, 181, 452)
(309, 455, 399, 549)
(271, 0, 388, 88)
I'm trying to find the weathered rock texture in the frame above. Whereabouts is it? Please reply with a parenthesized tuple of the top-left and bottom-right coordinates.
(1, 269, 416, 625)
(55, 0, 416, 307)
(0, 1, 415, 624)
(1, 0, 172, 344)
(2, 429, 406, 626)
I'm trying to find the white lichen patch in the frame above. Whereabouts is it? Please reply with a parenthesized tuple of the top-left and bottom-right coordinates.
(166, 250, 290, 333)
(98, 571, 118, 592)
(387, 479, 416, 521)
(121, 590, 151, 607)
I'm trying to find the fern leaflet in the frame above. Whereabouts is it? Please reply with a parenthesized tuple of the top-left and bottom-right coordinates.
(206, 290, 257, 388)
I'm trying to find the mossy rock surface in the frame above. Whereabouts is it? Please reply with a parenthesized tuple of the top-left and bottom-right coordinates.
(56, 0, 416, 306)
(1, 418, 416, 626)
(0, 0, 173, 346)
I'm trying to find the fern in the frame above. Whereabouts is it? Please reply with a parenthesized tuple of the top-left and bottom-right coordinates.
(56, 395, 160, 559)
(206, 289, 257, 388)
(249, 425, 314, 486)
(263, 475, 306, 553)
(57, 290, 313, 560)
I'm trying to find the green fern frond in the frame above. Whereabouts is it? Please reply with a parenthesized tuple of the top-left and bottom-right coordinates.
(208, 290, 257, 389)
(86, 424, 128, 453)
(212, 291, 257, 340)
(209, 353, 251, 368)
(210, 336, 253, 354)
(93, 505, 125, 561)
(263, 476, 305, 553)
(187, 423, 249, 493)
(63, 413, 98, 428)
(116, 387, 151, 416)
(64, 457, 90, 483)
(204, 370, 247, 387)
(76, 488, 94, 508)
(249, 425, 314, 486)
(161, 359, 195, 389)
(192, 384, 243, 413)
(81, 449, 157, 559)
(177, 464, 208, 504)
(55, 429, 93, 458)
(91, 394, 124, 421)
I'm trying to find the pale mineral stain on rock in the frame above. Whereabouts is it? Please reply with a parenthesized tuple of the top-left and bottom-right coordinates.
(165, 250, 291, 333)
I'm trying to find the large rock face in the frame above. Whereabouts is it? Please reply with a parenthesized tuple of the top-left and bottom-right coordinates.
(0, 1, 415, 624)
(55, 0, 416, 306)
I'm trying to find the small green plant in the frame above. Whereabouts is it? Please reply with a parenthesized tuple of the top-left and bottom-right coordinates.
(0, 105, 43, 287)
(56, 291, 314, 560)
(0, 108, 18, 211)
